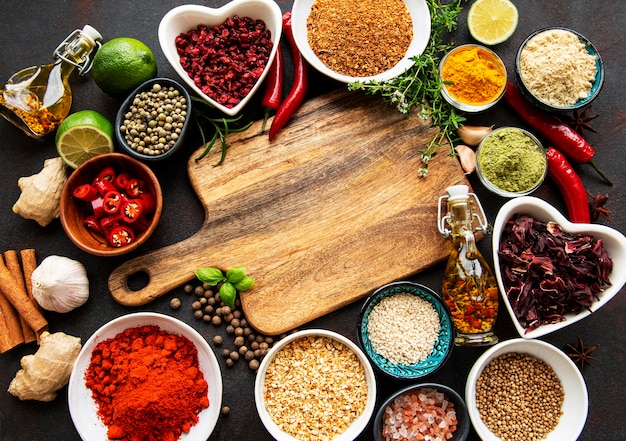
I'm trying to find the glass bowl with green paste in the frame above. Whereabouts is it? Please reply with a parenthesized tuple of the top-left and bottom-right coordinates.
(439, 44, 507, 112)
(476, 127, 547, 198)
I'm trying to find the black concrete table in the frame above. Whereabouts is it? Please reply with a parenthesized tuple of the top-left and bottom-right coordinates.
(1, 1, 624, 440)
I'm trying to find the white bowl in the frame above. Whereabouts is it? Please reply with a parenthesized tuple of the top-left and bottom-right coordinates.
(68, 312, 222, 441)
(254, 329, 377, 440)
(466, 338, 588, 441)
(158, 0, 283, 116)
(291, 0, 431, 83)
(493, 196, 626, 338)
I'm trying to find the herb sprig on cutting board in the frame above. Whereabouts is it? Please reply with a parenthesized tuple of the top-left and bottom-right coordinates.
(349, 0, 467, 177)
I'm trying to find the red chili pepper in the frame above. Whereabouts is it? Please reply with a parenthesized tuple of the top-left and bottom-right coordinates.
(106, 225, 135, 248)
(125, 179, 145, 198)
(114, 172, 130, 192)
(120, 199, 144, 223)
(504, 82, 612, 185)
(100, 213, 122, 231)
(546, 147, 591, 224)
(261, 44, 284, 131)
(91, 197, 105, 219)
(83, 216, 104, 235)
(73, 184, 98, 202)
(95, 166, 116, 183)
(93, 178, 116, 197)
(268, 12, 308, 141)
(136, 192, 156, 215)
(103, 190, 122, 214)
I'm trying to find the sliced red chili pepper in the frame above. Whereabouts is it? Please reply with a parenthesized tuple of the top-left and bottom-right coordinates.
(83, 216, 104, 235)
(269, 12, 309, 141)
(95, 166, 116, 183)
(73, 184, 98, 202)
(103, 190, 122, 214)
(114, 172, 130, 192)
(136, 192, 156, 215)
(91, 197, 105, 219)
(133, 215, 152, 232)
(125, 179, 145, 198)
(261, 44, 284, 131)
(120, 199, 144, 223)
(106, 225, 135, 248)
(93, 178, 117, 197)
(100, 213, 122, 231)
(504, 82, 612, 185)
(546, 146, 591, 224)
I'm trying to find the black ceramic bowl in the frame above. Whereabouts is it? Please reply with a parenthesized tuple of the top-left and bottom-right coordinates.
(515, 27, 604, 112)
(115, 77, 192, 162)
(373, 383, 470, 441)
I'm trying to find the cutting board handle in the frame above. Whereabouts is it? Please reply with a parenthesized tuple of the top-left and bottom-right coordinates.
(108, 235, 207, 306)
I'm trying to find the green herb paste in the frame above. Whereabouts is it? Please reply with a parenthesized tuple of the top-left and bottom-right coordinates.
(477, 128, 546, 193)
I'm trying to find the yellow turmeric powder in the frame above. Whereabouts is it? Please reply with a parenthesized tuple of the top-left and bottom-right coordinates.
(441, 46, 506, 105)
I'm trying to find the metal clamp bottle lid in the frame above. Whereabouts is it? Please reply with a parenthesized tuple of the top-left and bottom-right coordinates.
(53, 25, 102, 75)
(437, 184, 488, 238)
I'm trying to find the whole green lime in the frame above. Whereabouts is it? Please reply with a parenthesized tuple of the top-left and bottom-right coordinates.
(55, 110, 114, 169)
(92, 37, 157, 98)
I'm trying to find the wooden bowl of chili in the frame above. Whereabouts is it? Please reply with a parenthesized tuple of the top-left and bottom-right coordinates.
(60, 152, 163, 256)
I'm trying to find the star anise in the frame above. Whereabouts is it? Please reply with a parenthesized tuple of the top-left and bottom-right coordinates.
(567, 106, 599, 138)
(566, 336, 600, 370)
(587, 191, 612, 222)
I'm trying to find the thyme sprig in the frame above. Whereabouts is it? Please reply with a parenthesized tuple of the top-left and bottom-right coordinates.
(191, 96, 253, 166)
(349, 0, 467, 177)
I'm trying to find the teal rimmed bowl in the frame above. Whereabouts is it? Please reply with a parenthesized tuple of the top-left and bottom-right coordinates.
(357, 281, 454, 380)
(515, 27, 604, 112)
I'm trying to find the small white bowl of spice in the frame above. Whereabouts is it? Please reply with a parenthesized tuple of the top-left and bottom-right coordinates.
(466, 338, 588, 441)
(476, 126, 547, 198)
(291, 0, 431, 83)
(254, 329, 377, 440)
(515, 27, 604, 112)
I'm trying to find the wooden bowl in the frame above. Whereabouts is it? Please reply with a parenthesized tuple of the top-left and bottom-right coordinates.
(60, 153, 163, 256)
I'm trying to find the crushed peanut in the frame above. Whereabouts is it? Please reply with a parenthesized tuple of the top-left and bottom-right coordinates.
(263, 335, 368, 440)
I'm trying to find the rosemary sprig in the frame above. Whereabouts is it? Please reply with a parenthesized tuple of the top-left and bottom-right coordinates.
(191, 96, 253, 166)
(349, 0, 467, 177)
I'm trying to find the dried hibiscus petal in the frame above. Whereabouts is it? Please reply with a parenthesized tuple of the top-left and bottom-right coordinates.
(498, 214, 613, 332)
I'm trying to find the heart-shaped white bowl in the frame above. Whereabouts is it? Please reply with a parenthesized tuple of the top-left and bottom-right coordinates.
(159, 0, 283, 116)
(291, 0, 431, 84)
(492, 196, 626, 338)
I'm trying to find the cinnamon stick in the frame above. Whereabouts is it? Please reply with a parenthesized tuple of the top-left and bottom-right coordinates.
(0, 288, 24, 353)
(5, 250, 37, 343)
(0, 255, 47, 334)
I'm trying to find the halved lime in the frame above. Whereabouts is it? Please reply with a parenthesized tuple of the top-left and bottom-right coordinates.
(55, 110, 114, 169)
(467, 0, 519, 46)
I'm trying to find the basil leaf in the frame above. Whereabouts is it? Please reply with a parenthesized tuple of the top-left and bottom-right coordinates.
(234, 275, 255, 292)
(195, 267, 225, 286)
(219, 282, 237, 308)
(226, 266, 246, 284)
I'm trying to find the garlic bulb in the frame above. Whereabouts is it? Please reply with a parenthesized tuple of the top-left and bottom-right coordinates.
(31, 256, 89, 313)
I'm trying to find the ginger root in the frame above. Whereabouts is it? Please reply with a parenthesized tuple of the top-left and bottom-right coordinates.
(8, 331, 82, 401)
(13, 157, 68, 227)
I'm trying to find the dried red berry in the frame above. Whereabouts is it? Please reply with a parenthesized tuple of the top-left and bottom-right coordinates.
(175, 16, 273, 108)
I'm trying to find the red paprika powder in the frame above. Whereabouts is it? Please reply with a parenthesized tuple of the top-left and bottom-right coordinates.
(84, 325, 210, 441)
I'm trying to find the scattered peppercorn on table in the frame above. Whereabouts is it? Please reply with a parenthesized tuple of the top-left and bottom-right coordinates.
(0, 1, 625, 441)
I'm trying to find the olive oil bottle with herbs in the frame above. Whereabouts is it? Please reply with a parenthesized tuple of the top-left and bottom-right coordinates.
(438, 185, 499, 346)
(0, 25, 101, 138)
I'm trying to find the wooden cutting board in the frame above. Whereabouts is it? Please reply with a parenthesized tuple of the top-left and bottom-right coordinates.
(109, 89, 472, 335)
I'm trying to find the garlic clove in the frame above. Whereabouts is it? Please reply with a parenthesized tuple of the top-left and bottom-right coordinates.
(454, 145, 477, 174)
(31, 255, 89, 313)
(457, 125, 493, 146)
